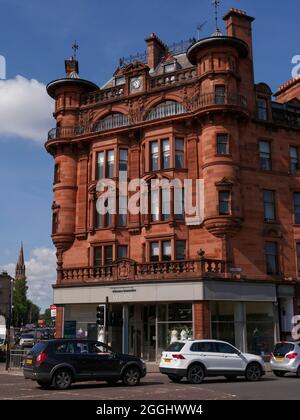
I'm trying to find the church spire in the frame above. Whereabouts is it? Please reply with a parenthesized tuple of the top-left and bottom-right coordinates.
(15, 242, 26, 281)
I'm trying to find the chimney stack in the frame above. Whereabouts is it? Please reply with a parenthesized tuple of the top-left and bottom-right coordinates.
(145, 33, 168, 70)
(223, 8, 255, 59)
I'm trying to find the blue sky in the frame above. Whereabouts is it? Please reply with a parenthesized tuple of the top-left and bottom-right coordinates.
(0, 0, 299, 309)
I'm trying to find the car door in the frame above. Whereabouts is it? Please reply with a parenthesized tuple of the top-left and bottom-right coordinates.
(88, 342, 122, 379)
(215, 342, 246, 373)
(189, 341, 222, 372)
(54, 341, 91, 379)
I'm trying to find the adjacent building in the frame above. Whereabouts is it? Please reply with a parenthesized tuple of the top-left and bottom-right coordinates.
(46, 8, 300, 360)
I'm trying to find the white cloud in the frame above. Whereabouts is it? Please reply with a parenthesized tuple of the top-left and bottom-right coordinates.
(0, 76, 54, 142)
(0, 247, 56, 311)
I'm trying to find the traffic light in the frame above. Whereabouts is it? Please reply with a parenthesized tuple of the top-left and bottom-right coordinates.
(96, 304, 106, 327)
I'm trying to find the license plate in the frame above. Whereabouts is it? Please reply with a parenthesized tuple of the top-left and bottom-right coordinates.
(26, 359, 32, 365)
(275, 357, 284, 362)
(164, 359, 172, 363)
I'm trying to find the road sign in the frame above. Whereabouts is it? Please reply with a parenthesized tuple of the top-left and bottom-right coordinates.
(50, 304, 57, 318)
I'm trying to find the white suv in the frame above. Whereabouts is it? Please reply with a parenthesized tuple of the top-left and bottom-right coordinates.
(160, 340, 265, 384)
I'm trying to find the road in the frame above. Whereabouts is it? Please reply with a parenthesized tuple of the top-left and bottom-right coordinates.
(0, 370, 299, 400)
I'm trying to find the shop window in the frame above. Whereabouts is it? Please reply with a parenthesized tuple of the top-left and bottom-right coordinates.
(211, 302, 235, 346)
(245, 302, 275, 356)
(157, 303, 193, 357)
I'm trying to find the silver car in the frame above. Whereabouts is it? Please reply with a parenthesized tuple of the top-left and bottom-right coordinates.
(270, 342, 300, 378)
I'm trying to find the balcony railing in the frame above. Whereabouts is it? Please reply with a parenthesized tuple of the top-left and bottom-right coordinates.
(81, 86, 125, 106)
(93, 114, 129, 132)
(48, 92, 248, 140)
(48, 126, 84, 140)
(146, 101, 186, 121)
(58, 258, 227, 284)
(149, 68, 197, 90)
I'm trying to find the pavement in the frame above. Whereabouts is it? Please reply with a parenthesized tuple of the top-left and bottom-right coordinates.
(0, 364, 299, 400)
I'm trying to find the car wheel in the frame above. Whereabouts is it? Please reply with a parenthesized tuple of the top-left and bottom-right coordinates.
(52, 369, 72, 390)
(245, 363, 262, 382)
(37, 380, 52, 390)
(296, 366, 300, 378)
(187, 364, 205, 384)
(168, 375, 182, 383)
(225, 375, 238, 381)
(122, 366, 141, 386)
(273, 371, 286, 378)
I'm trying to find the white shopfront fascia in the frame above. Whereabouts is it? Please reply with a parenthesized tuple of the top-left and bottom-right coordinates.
(54, 280, 280, 305)
(54, 281, 204, 305)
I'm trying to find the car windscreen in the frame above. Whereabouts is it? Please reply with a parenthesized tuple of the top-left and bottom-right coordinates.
(21, 334, 34, 339)
(166, 342, 185, 352)
(273, 343, 295, 357)
(28, 342, 47, 355)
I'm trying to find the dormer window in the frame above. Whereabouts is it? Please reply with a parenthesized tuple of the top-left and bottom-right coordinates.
(115, 76, 125, 86)
(164, 63, 176, 73)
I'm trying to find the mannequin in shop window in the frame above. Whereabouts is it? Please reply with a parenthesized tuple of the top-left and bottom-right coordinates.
(170, 329, 179, 344)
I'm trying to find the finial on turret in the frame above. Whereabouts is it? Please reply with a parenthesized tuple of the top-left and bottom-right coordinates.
(212, 0, 222, 36)
(72, 40, 79, 59)
(65, 41, 80, 79)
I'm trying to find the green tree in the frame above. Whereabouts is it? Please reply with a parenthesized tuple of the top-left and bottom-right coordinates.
(27, 301, 40, 324)
(13, 279, 28, 327)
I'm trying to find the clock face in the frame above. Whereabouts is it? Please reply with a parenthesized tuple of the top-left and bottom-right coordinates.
(130, 76, 143, 93)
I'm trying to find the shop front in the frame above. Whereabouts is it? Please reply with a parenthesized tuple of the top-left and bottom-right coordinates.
(54, 279, 294, 360)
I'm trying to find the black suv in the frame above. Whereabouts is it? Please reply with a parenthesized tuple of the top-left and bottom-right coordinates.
(23, 339, 146, 390)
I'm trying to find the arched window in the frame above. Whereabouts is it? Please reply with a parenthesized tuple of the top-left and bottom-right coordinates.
(93, 113, 129, 132)
(146, 101, 186, 121)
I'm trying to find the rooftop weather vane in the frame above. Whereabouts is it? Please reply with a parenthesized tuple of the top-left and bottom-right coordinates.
(72, 41, 79, 59)
(212, 0, 222, 36)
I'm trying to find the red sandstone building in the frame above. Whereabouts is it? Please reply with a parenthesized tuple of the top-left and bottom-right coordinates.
(46, 8, 300, 360)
